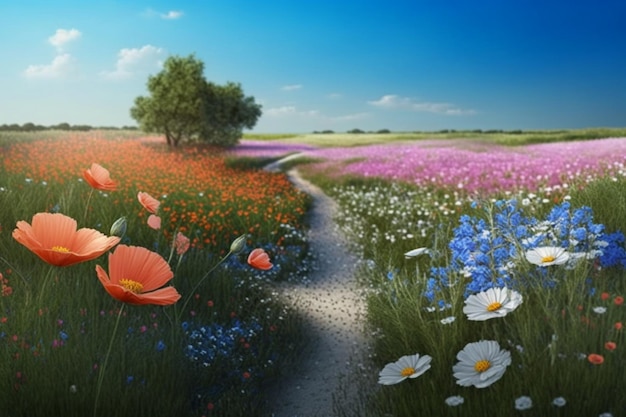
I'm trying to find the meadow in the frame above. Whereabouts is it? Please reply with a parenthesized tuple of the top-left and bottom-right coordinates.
(232, 132, 626, 416)
(2, 129, 626, 417)
(0, 131, 311, 417)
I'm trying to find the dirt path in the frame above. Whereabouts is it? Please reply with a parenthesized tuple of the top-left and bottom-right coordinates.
(266, 164, 369, 417)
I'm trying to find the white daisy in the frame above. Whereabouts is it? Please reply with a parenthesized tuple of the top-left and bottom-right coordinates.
(452, 340, 511, 388)
(445, 395, 464, 406)
(378, 353, 432, 385)
(515, 396, 533, 410)
(440, 316, 456, 325)
(404, 247, 430, 259)
(463, 287, 523, 321)
(593, 306, 607, 314)
(525, 246, 570, 266)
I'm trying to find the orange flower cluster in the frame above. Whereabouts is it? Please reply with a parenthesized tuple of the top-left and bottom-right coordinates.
(2, 134, 309, 250)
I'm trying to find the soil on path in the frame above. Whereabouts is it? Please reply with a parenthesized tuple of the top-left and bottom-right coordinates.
(266, 165, 369, 417)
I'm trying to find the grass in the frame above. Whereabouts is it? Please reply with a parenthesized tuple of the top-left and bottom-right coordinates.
(0, 132, 312, 417)
(252, 127, 626, 148)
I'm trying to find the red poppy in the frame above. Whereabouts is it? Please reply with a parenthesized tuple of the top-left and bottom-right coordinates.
(587, 353, 604, 365)
(137, 192, 160, 214)
(95, 245, 181, 305)
(12, 213, 120, 266)
(605, 341, 617, 351)
(247, 248, 273, 270)
(83, 163, 117, 191)
(614, 296, 624, 306)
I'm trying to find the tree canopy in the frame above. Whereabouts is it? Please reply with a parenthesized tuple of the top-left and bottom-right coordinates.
(130, 55, 261, 147)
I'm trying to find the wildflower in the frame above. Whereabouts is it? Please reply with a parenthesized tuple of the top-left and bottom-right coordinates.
(444, 395, 464, 406)
(147, 215, 161, 230)
(378, 353, 432, 385)
(604, 341, 617, 351)
(247, 248, 273, 270)
(83, 163, 117, 191)
(587, 354, 604, 365)
(593, 307, 607, 314)
(174, 232, 190, 255)
(525, 246, 570, 266)
(463, 287, 523, 321)
(614, 296, 624, 306)
(137, 192, 160, 214)
(404, 247, 429, 259)
(515, 396, 533, 410)
(440, 316, 456, 325)
(601, 292, 610, 301)
(552, 396, 566, 407)
(615, 322, 623, 330)
(95, 245, 181, 305)
(12, 213, 120, 266)
(452, 340, 511, 388)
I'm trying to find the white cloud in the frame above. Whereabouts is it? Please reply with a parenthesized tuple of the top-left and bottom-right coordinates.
(281, 84, 302, 91)
(48, 28, 81, 51)
(23, 54, 76, 78)
(368, 94, 475, 115)
(161, 10, 183, 19)
(143, 8, 183, 19)
(331, 112, 369, 121)
(101, 45, 165, 80)
(265, 106, 319, 117)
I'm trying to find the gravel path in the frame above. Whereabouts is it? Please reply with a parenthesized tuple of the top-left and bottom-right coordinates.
(265, 163, 369, 417)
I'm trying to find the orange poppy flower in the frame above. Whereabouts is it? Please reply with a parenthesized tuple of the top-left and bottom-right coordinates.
(95, 245, 181, 305)
(247, 248, 273, 270)
(174, 232, 190, 255)
(137, 192, 160, 214)
(12, 213, 121, 266)
(147, 214, 161, 230)
(587, 353, 604, 365)
(83, 163, 117, 191)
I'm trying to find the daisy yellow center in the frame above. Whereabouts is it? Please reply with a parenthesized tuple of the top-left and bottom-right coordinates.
(119, 279, 143, 293)
(541, 255, 556, 263)
(474, 359, 491, 373)
(51, 245, 70, 253)
(400, 367, 415, 377)
(487, 302, 502, 312)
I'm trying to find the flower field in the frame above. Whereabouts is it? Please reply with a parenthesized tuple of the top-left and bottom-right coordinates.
(235, 135, 626, 416)
(304, 139, 626, 416)
(0, 132, 311, 416)
(3, 131, 626, 416)
(233, 137, 626, 195)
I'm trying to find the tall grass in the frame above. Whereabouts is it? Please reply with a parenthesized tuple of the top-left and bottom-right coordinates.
(0, 133, 312, 416)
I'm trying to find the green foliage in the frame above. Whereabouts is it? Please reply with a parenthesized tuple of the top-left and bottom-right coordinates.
(130, 55, 261, 147)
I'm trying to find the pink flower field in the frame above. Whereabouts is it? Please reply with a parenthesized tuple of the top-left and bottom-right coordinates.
(232, 138, 626, 194)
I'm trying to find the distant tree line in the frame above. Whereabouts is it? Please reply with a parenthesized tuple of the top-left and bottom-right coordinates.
(311, 128, 571, 135)
(0, 123, 138, 132)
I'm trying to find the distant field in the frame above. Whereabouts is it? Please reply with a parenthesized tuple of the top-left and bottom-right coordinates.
(244, 127, 626, 147)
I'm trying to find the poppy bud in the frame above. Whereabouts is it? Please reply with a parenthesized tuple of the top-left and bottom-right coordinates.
(230, 235, 247, 254)
(110, 217, 127, 237)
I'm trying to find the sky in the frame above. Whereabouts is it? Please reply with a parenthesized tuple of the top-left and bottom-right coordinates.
(1, 0, 625, 133)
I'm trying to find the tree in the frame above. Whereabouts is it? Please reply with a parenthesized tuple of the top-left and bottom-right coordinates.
(130, 55, 261, 147)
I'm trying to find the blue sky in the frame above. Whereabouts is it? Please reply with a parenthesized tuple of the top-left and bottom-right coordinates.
(1, 0, 625, 133)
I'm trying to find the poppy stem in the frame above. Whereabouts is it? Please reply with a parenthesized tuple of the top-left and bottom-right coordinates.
(176, 251, 233, 321)
(93, 304, 125, 417)
(0, 256, 30, 288)
(83, 188, 94, 225)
